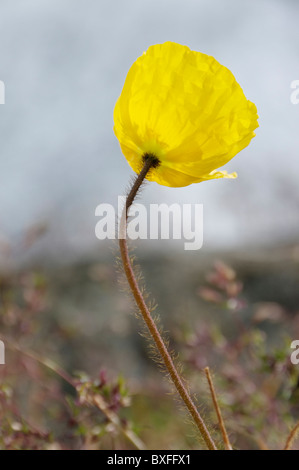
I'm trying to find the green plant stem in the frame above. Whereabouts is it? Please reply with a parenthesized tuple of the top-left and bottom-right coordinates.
(119, 156, 217, 451)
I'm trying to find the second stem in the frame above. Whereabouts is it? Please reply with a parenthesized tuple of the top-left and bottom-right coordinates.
(119, 155, 217, 451)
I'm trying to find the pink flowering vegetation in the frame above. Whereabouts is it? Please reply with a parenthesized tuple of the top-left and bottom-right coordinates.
(0, 259, 298, 450)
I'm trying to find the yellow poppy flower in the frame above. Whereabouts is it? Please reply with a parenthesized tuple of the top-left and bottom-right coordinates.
(114, 42, 258, 187)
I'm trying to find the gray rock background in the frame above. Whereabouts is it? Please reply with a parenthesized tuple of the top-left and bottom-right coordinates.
(0, 0, 298, 266)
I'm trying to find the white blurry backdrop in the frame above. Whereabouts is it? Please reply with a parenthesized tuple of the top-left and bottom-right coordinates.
(0, 0, 299, 266)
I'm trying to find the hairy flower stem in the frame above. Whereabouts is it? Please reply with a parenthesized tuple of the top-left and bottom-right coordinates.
(119, 156, 217, 450)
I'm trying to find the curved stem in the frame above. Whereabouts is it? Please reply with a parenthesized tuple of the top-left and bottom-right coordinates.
(284, 421, 299, 450)
(119, 156, 217, 450)
(204, 367, 232, 450)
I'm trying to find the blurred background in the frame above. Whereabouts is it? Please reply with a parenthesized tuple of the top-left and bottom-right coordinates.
(1, 0, 299, 450)
(0, 0, 299, 265)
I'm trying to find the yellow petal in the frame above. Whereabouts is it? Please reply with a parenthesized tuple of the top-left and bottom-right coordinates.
(114, 42, 258, 187)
